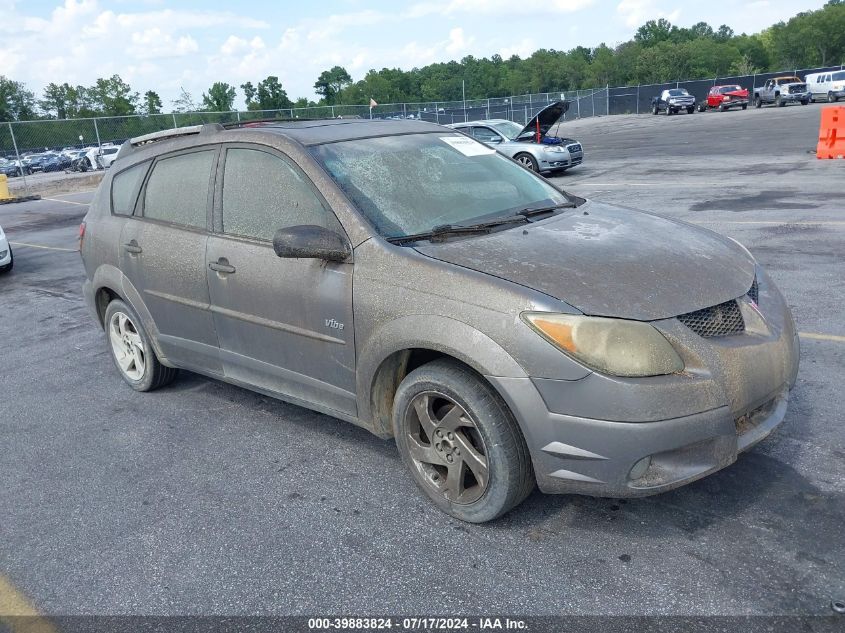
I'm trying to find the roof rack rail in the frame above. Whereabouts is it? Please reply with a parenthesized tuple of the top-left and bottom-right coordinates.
(220, 116, 330, 129)
(129, 123, 223, 147)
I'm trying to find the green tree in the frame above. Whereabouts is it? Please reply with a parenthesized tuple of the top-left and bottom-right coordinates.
(143, 90, 163, 115)
(171, 87, 197, 113)
(635, 19, 673, 47)
(241, 81, 257, 108)
(202, 82, 236, 112)
(89, 75, 138, 116)
(254, 76, 292, 111)
(314, 66, 353, 104)
(0, 76, 37, 122)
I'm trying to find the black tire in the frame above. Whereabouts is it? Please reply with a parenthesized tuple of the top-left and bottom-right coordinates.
(393, 359, 535, 523)
(697, 103, 706, 112)
(0, 246, 12, 274)
(741, 104, 748, 110)
(665, 106, 672, 116)
(776, 94, 784, 107)
(103, 299, 178, 392)
(652, 104, 659, 115)
(755, 96, 762, 108)
(687, 106, 695, 114)
(828, 92, 836, 103)
(719, 103, 726, 112)
(801, 99, 809, 106)
(514, 152, 539, 172)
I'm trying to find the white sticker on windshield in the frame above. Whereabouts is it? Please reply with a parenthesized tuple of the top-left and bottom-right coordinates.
(440, 136, 496, 156)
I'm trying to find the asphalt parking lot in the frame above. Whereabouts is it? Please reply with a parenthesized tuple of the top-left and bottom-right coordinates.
(1, 104, 843, 617)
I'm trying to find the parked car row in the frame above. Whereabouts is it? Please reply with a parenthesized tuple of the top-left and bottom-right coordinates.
(0, 144, 122, 177)
(650, 72, 841, 117)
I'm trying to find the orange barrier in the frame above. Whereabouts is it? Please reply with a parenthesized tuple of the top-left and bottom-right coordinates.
(817, 106, 845, 159)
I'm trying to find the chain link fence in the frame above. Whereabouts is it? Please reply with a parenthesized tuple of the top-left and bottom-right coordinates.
(2, 63, 841, 195)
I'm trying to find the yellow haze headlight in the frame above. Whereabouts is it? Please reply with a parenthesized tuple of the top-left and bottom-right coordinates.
(522, 313, 684, 377)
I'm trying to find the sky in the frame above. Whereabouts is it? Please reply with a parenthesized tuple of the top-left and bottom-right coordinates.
(0, 0, 828, 110)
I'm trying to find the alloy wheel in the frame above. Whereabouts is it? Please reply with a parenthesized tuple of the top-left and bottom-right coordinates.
(404, 392, 489, 505)
(109, 311, 146, 381)
(516, 155, 535, 170)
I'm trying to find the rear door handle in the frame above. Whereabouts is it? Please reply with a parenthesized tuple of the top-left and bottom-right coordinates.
(124, 241, 142, 254)
(209, 259, 236, 274)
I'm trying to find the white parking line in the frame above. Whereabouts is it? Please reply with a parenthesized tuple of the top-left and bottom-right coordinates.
(799, 332, 845, 343)
(10, 241, 78, 253)
(41, 197, 89, 206)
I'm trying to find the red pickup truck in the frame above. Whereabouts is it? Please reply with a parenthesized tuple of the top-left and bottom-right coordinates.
(698, 85, 749, 112)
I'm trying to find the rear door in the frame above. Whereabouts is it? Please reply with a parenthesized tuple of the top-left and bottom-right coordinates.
(205, 144, 356, 416)
(119, 146, 222, 373)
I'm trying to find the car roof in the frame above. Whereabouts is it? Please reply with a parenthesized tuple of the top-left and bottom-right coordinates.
(253, 119, 447, 146)
(449, 119, 512, 127)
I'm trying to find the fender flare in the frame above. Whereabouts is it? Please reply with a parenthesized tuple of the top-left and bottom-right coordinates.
(91, 264, 171, 365)
(356, 315, 528, 435)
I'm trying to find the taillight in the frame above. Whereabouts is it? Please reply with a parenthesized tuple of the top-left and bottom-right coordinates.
(78, 221, 86, 250)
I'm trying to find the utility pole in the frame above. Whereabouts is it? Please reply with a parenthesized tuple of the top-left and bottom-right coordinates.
(463, 80, 467, 122)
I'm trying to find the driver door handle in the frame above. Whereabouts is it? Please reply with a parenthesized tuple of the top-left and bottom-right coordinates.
(124, 241, 142, 254)
(209, 258, 236, 274)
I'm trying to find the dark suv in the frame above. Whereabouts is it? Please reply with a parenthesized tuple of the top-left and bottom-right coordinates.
(81, 120, 799, 522)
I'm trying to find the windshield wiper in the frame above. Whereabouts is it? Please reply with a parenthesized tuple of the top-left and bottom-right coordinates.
(517, 201, 577, 218)
(386, 215, 531, 245)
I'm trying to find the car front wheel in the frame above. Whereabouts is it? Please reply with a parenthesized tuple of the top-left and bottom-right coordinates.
(514, 153, 539, 172)
(104, 299, 178, 391)
(393, 359, 535, 523)
(755, 96, 762, 108)
(652, 104, 659, 115)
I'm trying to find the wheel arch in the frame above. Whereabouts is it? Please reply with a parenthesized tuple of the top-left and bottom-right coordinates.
(90, 263, 170, 364)
(357, 316, 528, 438)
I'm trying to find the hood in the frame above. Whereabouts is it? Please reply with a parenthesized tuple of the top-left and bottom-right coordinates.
(414, 201, 756, 321)
(515, 101, 570, 142)
(722, 87, 749, 98)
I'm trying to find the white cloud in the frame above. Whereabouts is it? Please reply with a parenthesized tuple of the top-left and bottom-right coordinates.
(408, 0, 593, 18)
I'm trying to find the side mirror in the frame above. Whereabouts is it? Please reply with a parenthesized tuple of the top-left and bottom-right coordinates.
(487, 136, 502, 144)
(273, 225, 351, 262)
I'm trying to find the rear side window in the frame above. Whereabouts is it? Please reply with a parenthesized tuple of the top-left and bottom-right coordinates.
(111, 161, 149, 215)
(143, 150, 215, 229)
(221, 148, 332, 241)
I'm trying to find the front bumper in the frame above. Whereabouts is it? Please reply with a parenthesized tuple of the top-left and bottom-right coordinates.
(489, 268, 799, 498)
(0, 235, 10, 266)
(780, 92, 810, 102)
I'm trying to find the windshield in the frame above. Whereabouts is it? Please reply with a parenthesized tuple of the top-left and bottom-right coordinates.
(833, 71, 845, 81)
(667, 89, 688, 96)
(488, 120, 523, 140)
(719, 86, 742, 93)
(776, 78, 800, 85)
(311, 133, 569, 239)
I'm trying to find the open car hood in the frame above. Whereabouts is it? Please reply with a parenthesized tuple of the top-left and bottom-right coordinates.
(514, 100, 570, 142)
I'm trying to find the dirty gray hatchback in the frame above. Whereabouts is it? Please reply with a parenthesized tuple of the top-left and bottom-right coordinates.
(81, 119, 800, 523)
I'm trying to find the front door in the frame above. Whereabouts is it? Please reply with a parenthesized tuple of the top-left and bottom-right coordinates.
(205, 145, 356, 416)
(119, 147, 221, 373)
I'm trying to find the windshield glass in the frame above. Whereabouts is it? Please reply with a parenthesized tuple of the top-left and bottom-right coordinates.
(488, 121, 523, 140)
(719, 86, 742, 93)
(667, 89, 688, 96)
(311, 133, 569, 238)
(776, 78, 799, 85)
(833, 71, 845, 81)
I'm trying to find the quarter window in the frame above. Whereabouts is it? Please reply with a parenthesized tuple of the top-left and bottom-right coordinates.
(143, 150, 215, 228)
(111, 161, 149, 215)
(221, 148, 330, 241)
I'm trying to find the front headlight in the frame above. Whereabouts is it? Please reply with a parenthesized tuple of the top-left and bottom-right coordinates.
(521, 313, 684, 377)
(545, 146, 565, 153)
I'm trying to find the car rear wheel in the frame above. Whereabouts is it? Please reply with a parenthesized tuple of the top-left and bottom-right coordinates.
(393, 359, 535, 523)
(652, 104, 658, 115)
(741, 104, 748, 110)
(755, 96, 762, 108)
(0, 246, 12, 274)
(104, 299, 178, 392)
(776, 95, 784, 107)
(828, 92, 836, 103)
(514, 153, 538, 172)
(665, 107, 672, 116)
(719, 104, 726, 112)
(697, 103, 706, 112)
(801, 99, 809, 105)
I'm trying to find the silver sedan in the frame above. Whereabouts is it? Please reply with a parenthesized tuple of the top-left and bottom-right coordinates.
(447, 118, 583, 175)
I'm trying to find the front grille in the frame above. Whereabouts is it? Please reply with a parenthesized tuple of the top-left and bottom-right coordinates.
(748, 277, 759, 304)
(678, 299, 745, 338)
(788, 84, 807, 94)
(567, 144, 582, 153)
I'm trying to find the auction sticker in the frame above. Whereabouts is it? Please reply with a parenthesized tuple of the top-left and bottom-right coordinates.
(440, 136, 496, 156)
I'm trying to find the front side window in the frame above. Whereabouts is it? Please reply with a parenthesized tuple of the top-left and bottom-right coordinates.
(221, 148, 330, 241)
(143, 150, 215, 229)
(311, 133, 570, 239)
(111, 161, 149, 215)
(471, 127, 501, 143)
